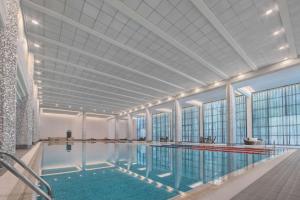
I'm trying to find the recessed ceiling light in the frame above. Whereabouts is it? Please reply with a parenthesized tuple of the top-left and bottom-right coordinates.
(35, 60, 41, 64)
(273, 28, 284, 36)
(237, 73, 245, 79)
(237, 86, 255, 96)
(265, 9, 273, 15)
(194, 88, 200, 93)
(186, 100, 202, 106)
(156, 108, 172, 113)
(157, 100, 161, 104)
(283, 57, 289, 61)
(141, 105, 145, 109)
(167, 97, 173, 101)
(37, 80, 42, 84)
(179, 93, 185, 97)
(31, 19, 39, 25)
(148, 103, 152, 107)
(34, 43, 40, 48)
(129, 109, 132, 112)
(279, 45, 288, 50)
(36, 71, 41, 75)
(134, 108, 138, 111)
(214, 81, 220, 86)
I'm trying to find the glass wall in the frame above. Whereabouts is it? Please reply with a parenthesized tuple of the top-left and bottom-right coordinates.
(182, 106, 199, 142)
(204, 100, 227, 144)
(135, 115, 146, 140)
(253, 83, 300, 145)
(235, 95, 247, 144)
(152, 112, 172, 141)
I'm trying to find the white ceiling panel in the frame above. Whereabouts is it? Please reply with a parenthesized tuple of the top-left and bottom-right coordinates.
(21, 0, 300, 113)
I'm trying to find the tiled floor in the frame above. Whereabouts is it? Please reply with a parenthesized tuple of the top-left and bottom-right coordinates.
(232, 150, 300, 200)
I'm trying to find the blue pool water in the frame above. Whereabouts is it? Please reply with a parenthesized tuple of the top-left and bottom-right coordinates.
(39, 142, 280, 200)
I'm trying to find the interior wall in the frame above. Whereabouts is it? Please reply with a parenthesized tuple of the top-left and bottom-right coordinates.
(39, 113, 82, 139)
(85, 117, 109, 139)
(107, 118, 116, 139)
(117, 119, 128, 139)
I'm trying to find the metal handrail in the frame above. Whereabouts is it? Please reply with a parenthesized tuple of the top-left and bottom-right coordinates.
(0, 151, 53, 200)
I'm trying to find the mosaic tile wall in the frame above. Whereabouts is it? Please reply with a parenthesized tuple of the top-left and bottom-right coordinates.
(16, 96, 33, 147)
(0, 0, 18, 154)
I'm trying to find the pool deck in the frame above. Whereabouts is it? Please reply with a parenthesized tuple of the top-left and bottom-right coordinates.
(232, 150, 300, 200)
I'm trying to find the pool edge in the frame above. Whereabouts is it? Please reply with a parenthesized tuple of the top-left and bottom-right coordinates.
(0, 142, 42, 200)
(171, 149, 296, 200)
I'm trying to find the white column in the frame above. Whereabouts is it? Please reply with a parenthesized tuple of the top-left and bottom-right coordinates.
(175, 148, 182, 189)
(226, 82, 236, 145)
(246, 95, 253, 138)
(199, 104, 204, 138)
(82, 142, 86, 170)
(0, 0, 18, 154)
(175, 100, 182, 143)
(146, 109, 152, 142)
(115, 118, 118, 140)
(82, 112, 86, 140)
(127, 114, 134, 140)
(146, 145, 152, 177)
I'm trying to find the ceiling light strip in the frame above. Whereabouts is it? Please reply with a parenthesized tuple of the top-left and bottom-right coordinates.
(120, 58, 300, 115)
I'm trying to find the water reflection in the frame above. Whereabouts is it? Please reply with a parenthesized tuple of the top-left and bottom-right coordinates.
(42, 142, 273, 192)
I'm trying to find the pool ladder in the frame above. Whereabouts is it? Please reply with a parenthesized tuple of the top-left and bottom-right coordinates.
(0, 151, 54, 200)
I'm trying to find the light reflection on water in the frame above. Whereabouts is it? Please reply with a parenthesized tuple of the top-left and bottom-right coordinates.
(40, 142, 277, 200)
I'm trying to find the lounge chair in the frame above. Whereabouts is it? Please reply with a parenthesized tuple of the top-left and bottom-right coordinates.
(244, 138, 263, 145)
(160, 136, 168, 142)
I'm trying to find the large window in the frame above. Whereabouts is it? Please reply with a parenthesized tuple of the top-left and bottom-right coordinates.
(135, 115, 146, 140)
(253, 83, 300, 145)
(182, 106, 199, 142)
(235, 95, 247, 144)
(204, 100, 227, 144)
(152, 113, 171, 141)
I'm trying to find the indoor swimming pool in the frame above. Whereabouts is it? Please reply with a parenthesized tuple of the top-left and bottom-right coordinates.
(39, 142, 282, 200)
